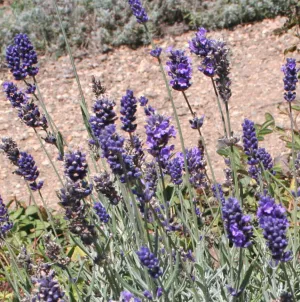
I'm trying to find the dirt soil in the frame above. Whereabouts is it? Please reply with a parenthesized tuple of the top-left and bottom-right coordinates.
(0, 17, 298, 208)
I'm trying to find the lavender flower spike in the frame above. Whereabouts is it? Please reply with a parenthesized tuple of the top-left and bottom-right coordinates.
(242, 119, 259, 179)
(120, 291, 141, 302)
(282, 58, 298, 102)
(120, 90, 137, 133)
(189, 115, 204, 130)
(137, 246, 163, 278)
(16, 152, 44, 191)
(145, 113, 176, 159)
(150, 47, 162, 58)
(3, 82, 28, 108)
(64, 150, 88, 182)
(6, 33, 39, 80)
(221, 197, 253, 248)
(128, 0, 148, 23)
(166, 153, 184, 185)
(0, 195, 13, 239)
(94, 202, 110, 223)
(257, 194, 292, 262)
(166, 49, 192, 91)
(31, 270, 65, 302)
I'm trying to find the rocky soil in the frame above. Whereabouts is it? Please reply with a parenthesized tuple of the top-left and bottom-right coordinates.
(0, 16, 298, 208)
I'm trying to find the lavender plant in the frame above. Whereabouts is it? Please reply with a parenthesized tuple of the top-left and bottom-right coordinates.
(1, 6, 300, 302)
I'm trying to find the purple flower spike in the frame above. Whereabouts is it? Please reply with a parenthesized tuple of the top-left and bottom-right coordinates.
(189, 27, 213, 57)
(166, 49, 192, 91)
(6, 33, 39, 80)
(16, 152, 40, 182)
(186, 147, 207, 188)
(136, 246, 163, 279)
(222, 197, 253, 248)
(257, 194, 292, 262)
(143, 290, 153, 300)
(145, 113, 176, 159)
(128, 0, 148, 23)
(189, 115, 204, 130)
(64, 150, 88, 182)
(120, 90, 137, 133)
(150, 47, 162, 58)
(166, 153, 184, 185)
(282, 58, 298, 102)
(94, 202, 110, 223)
(0, 195, 13, 239)
(138, 96, 148, 106)
(3, 82, 28, 108)
(120, 291, 141, 302)
(31, 270, 65, 302)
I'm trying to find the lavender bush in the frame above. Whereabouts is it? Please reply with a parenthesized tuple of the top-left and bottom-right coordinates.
(0, 1, 300, 301)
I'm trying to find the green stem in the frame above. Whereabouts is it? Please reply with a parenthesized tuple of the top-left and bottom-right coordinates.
(51, 0, 88, 112)
(38, 190, 59, 239)
(211, 78, 228, 137)
(282, 262, 296, 302)
(225, 101, 239, 198)
(34, 129, 64, 185)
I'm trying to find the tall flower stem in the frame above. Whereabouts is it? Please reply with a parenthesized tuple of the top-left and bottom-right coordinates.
(225, 101, 239, 198)
(288, 102, 299, 266)
(181, 91, 223, 207)
(143, 23, 200, 241)
(38, 190, 59, 240)
(282, 263, 296, 302)
(34, 129, 64, 186)
(211, 78, 228, 137)
(52, 0, 90, 120)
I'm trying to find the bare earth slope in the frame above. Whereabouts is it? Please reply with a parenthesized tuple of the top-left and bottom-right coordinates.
(0, 17, 297, 207)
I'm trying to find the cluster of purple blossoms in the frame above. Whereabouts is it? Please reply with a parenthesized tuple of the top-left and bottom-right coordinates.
(145, 113, 176, 163)
(212, 183, 226, 204)
(281, 58, 298, 102)
(221, 197, 253, 248)
(0, 137, 20, 165)
(150, 47, 162, 58)
(166, 153, 184, 185)
(257, 194, 292, 262)
(31, 270, 65, 302)
(3, 81, 28, 108)
(143, 290, 153, 300)
(242, 119, 259, 178)
(94, 202, 110, 223)
(94, 172, 122, 205)
(242, 119, 274, 179)
(138, 96, 148, 106)
(186, 147, 207, 188)
(59, 150, 95, 245)
(16, 152, 44, 191)
(3, 82, 48, 130)
(0, 195, 13, 239)
(0, 137, 44, 191)
(134, 161, 157, 207)
(120, 291, 141, 302)
(89, 97, 117, 144)
(6, 33, 39, 81)
(136, 246, 163, 279)
(98, 125, 141, 182)
(189, 28, 231, 102)
(189, 115, 204, 130)
(128, 0, 148, 23)
(166, 49, 192, 91)
(64, 150, 88, 182)
(120, 90, 138, 133)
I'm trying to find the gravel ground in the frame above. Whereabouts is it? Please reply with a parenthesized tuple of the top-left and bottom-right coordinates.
(0, 16, 298, 207)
